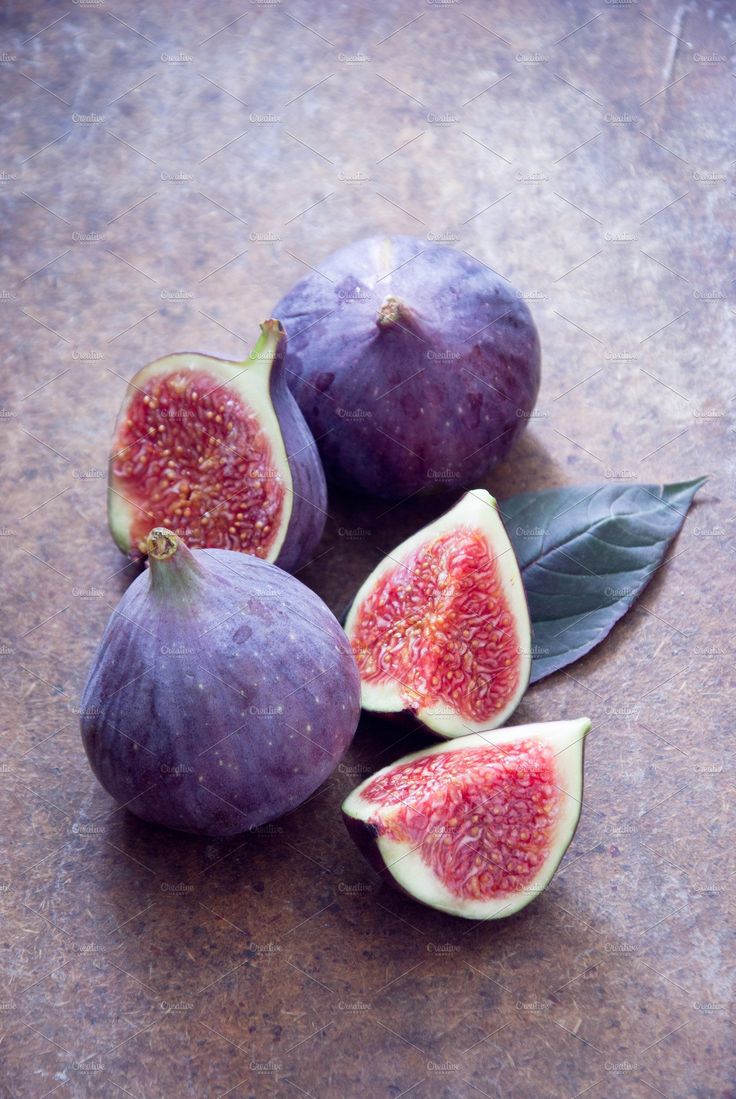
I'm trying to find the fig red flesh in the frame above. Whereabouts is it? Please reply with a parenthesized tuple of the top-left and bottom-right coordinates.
(362, 741, 559, 901)
(342, 719, 591, 919)
(345, 489, 531, 737)
(351, 526, 522, 725)
(113, 369, 285, 558)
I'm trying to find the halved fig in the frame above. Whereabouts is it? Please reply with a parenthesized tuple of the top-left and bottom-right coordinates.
(342, 718, 591, 920)
(344, 489, 531, 737)
(108, 320, 327, 573)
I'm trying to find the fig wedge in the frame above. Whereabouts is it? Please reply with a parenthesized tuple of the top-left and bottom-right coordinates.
(343, 718, 591, 920)
(345, 489, 531, 737)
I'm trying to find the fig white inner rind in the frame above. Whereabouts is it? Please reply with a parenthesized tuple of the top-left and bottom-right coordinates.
(344, 489, 532, 737)
(342, 718, 591, 920)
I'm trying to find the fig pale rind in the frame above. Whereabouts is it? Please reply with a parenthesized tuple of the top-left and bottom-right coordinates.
(273, 235, 541, 499)
(342, 718, 591, 920)
(81, 529, 360, 836)
(344, 489, 532, 737)
(108, 320, 327, 573)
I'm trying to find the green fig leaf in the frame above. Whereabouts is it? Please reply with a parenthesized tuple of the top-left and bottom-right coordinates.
(500, 478, 707, 683)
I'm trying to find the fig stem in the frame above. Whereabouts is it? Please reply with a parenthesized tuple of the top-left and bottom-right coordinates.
(376, 296, 407, 328)
(375, 297, 437, 349)
(146, 527, 204, 595)
(240, 318, 286, 369)
(375, 296, 428, 339)
(147, 527, 179, 561)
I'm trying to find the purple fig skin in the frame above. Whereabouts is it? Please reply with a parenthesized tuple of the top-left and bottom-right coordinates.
(80, 531, 360, 836)
(273, 236, 541, 499)
(263, 320, 328, 572)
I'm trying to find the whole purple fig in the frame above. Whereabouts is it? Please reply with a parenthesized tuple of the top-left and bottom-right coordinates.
(273, 235, 541, 499)
(80, 528, 360, 836)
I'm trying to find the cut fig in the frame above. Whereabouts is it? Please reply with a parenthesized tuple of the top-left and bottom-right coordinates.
(343, 718, 591, 919)
(344, 489, 531, 737)
(108, 320, 327, 573)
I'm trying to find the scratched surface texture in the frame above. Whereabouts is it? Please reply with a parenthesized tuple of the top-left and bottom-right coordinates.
(1, 1, 734, 1097)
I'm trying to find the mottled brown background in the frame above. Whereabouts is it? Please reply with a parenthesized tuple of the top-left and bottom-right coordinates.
(1, 1, 734, 1097)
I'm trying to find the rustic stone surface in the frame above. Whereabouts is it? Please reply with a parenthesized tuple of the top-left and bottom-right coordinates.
(0, 2, 734, 1097)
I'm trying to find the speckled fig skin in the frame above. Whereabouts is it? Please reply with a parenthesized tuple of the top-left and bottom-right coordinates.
(273, 236, 541, 499)
(80, 529, 361, 836)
